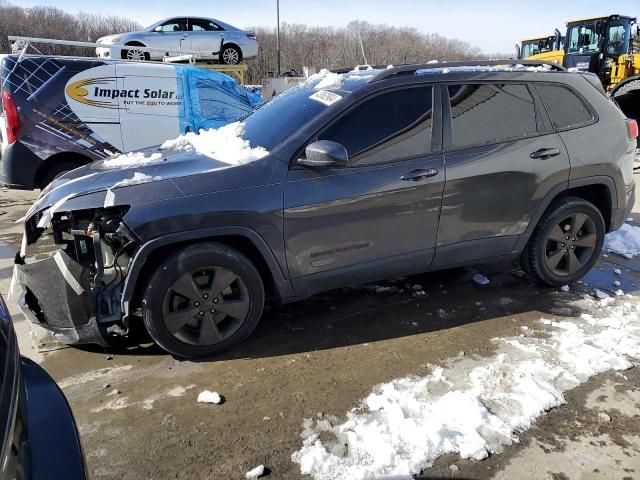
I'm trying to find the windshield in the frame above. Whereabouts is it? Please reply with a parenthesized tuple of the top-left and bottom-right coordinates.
(521, 42, 539, 58)
(241, 86, 331, 152)
(567, 23, 600, 54)
(606, 22, 631, 57)
(240, 70, 377, 151)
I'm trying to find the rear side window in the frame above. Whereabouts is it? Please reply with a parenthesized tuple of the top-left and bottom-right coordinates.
(536, 84, 594, 130)
(319, 86, 433, 165)
(448, 84, 538, 149)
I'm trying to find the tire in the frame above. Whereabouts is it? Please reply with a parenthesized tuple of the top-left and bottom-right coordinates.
(39, 160, 83, 189)
(142, 242, 264, 358)
(220, 45, 241, 65)
(121, 43, 150, 61)
(525, 197, 605, 286)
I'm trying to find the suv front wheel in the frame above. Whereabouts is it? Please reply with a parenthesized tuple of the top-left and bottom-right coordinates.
(525, 197, 605, 286)
(142, 243, 265, 358)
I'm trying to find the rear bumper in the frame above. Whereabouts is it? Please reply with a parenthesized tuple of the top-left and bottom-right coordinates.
(0, 140, 42, 190)
(611, 181, 635, 231)
(240, 41, 258, 60)
(10, 249, 108, 346)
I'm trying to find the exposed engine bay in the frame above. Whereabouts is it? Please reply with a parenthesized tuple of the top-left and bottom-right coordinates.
(12, 206, 137, 345)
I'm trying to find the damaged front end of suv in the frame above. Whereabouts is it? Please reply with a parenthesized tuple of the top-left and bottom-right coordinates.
(12, 202, 138, 346)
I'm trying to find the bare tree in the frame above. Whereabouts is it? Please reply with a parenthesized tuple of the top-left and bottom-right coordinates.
(0, 2, 486, 84)
(0, 2, 141, 56)
(244, 21, 484, 83)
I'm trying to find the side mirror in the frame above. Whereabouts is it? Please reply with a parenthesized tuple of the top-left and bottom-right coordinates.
(298, 140, 349, 168)
(154, 25, 163, 33)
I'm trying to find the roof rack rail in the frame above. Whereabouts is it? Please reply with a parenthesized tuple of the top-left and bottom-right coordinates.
(370, 59, 566, 82)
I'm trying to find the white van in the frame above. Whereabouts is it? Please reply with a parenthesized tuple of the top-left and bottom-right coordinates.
(0, 55, 260, 189)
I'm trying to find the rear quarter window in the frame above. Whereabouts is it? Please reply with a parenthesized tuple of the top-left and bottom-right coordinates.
(447, 83, 538, 149)
(536, 84, 594, 130)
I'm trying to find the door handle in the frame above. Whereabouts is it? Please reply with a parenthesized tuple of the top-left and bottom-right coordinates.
(400, 168, 439, 181)
(530, 148, 561, 160)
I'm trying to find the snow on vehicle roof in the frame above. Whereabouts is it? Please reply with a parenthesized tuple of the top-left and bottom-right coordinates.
(416, 63, 558, 75)
(303, 68, 381, 92)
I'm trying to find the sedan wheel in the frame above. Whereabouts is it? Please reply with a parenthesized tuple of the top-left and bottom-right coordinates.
(122, 47, 149, 61)
(221, 46, 241, 65)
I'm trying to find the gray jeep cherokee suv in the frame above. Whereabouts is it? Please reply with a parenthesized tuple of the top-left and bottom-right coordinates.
(11, 60, 637, 358)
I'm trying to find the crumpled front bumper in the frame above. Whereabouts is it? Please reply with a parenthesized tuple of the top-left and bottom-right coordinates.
(10, 249, 108, 346)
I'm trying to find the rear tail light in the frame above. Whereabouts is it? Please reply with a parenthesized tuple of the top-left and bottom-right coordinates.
(247, 33, 256, 40)
(1, 90, 19, 144)
(627, 119, 639, 140)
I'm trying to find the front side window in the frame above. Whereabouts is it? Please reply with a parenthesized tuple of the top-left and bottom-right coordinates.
(566, 24, 600, 54)
(536, 84, 593, 130)
(318, 86, 433, 165)
(447, 84, 538, 149)
(159, 18, 188, 32)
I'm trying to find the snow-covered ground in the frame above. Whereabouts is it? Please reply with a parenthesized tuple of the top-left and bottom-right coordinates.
(292, 223, 640, 480)
(292, 293, 640, 480)
(604, 222, 640, 258)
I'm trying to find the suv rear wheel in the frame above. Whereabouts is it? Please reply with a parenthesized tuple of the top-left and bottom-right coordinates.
(525, 197, 605, 286)
(142, 243, 264, 358)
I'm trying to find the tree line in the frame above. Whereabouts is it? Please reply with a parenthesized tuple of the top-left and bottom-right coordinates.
(244, 21, 483, 83)
(0, 2, 141, 57)
(0, 2, 484, 83)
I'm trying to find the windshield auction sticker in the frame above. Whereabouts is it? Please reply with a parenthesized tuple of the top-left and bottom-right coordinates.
(310, 90, 342, 106)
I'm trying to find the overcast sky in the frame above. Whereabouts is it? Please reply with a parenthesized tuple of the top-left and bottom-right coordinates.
(17, 0, 639, 53)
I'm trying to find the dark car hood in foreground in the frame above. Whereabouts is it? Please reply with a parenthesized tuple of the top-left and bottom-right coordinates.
(26, 148, 263, 221)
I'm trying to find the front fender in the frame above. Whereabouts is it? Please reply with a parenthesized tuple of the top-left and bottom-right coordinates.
(120, 226, 295, 316)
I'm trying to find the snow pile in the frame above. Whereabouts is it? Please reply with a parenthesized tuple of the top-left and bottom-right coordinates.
(197, 390, 222, 404)
(291, 297, 640, 480)
(245, 465, 265, 479)
(103, 151, 163, 168)
(113, 172, 161, 188)
(161, 122, 268, 165)
(604, 223, 640, 258)
(472, 273, 490, 285)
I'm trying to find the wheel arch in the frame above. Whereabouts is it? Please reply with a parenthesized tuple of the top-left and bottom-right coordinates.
(221, 42, 243, 61)
(610, 75, 640, 97)
(121, 226, 294, 319)
(513, 177, 616, 254)
(34, 151, 92, 188)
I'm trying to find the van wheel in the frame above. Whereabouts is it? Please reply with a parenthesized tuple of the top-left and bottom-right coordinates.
(121, 44, 150, 61)
(525, 197, 604, 286)
(142, 243, 264, 358)
(39, 161, 83, 189)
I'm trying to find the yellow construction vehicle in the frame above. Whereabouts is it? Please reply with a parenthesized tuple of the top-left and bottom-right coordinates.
(516, 30, 563, 60)
(524, 14, 640, 128)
